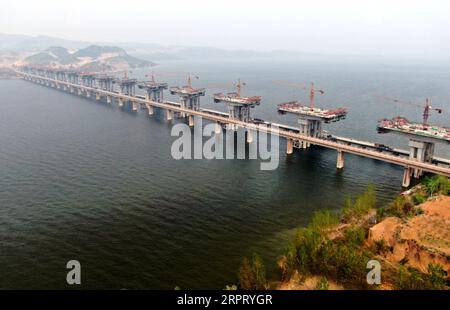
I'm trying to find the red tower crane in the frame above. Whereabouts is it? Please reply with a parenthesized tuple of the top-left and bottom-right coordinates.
(382, 96, 443, 128)
(272, 80, 324, 109)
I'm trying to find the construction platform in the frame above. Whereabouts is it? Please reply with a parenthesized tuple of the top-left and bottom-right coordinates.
(377, 117, 450, 144)
(277, 101, 347, 123)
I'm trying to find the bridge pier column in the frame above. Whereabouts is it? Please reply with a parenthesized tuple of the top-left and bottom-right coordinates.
(118, 98, 124, 107)
(132, 101, 138, 112)
(408, 139, 434, 178)
(286, 138, 294, 155)
(106, 96, 111, 103)
(246, 129, 253, 143)
(188, 114, 194, 127)
(337, 150, 345, 169)
(77, 88, 82, 95)
(146, 103, 154, 115)
(298, 119, 312, 149)
(402, 167, 413, 188)
(95, 93, 101, 101)
(215, 122, 222, 134)
(166, 109, 173, 121)
(86, 90, 91, 98)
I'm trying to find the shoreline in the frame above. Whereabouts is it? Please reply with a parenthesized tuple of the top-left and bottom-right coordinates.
(236, 177, 450, 290)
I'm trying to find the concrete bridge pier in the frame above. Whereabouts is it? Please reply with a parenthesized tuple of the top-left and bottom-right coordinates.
(106, 96, 112, 104)
(145, 103, 154, 115)
(95, 93, 101, 101)
(118, 98, 124, 107)
(298, 119, 311, 149)
(408, 139, 434, 178)
(188, 114, 194, 127)
(337, 150, 345, 169)
(132, 101, 138, 112)
(166, 109, 173, 121)
(286, 138, 294, 154)
(86, 90, 91, 98)
(215, 122, 222, 134)
(402, 167, 413, 187)
(246, 129, 253, 143)
(77, 88, 82, 95)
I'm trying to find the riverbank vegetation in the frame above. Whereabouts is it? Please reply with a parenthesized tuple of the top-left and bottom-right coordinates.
(236, 176, 450, 290)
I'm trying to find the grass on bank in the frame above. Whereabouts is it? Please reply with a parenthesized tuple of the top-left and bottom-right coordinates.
(237, 176, 450, 290)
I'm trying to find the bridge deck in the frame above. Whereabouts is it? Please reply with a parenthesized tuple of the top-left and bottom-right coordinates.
(17, 71, 450, 177)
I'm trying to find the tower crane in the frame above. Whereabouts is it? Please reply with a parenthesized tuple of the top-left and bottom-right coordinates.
(272, 80, 324, 109)
(382, 96, 443, 128)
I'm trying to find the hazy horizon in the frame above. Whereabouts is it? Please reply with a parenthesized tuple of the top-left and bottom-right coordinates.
(1, 0, 450, 60)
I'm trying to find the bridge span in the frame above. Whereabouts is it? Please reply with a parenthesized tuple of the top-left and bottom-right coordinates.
(15, 70, 450, 187)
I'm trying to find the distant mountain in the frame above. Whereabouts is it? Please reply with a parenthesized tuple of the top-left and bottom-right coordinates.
(22, 45, 155, 71)
(0, 33, 268, 62)
(0, 33, 88, 52)
(0, 33, 324, 66)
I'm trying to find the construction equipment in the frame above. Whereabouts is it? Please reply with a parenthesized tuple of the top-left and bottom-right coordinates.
(381, 96, 443, 128)
(213, 79, 262, 128)
(273, 80, 324, 109)
(169, 73, 206, 112)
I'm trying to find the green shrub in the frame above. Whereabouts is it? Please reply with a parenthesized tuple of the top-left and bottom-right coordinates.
(294, 227, 326, 273)
(238, 254, 267, 290)
(373, 239, 391, 255)
(414, 207, 424, 216)
(315, 277, 329, 290)
(224, 285, 238, 290)
(382, 195, 416, 218)
(251, 254, 267, 290)
(423, 176, 450, 196)
(308, 210, 339, 232)
(395, 266, 427, 290)
(344, 226, 367, 247)
(412, 194, 426, 205)
(318, 240, 370, 286)
(376, 207, 386, 222)
(238, 257, 254, 290)
(427, 263, 447, 289)
(394, 265, 448, 290)
(343, 185, 376, 221)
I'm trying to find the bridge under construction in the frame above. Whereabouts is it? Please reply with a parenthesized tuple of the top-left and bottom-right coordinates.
(15, 67, 450, 187)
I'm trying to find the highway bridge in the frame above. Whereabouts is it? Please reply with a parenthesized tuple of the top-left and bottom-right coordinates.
(15, 69, 450, 187)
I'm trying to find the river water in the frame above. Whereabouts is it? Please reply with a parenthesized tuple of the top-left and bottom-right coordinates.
(0, 56, 449, 288)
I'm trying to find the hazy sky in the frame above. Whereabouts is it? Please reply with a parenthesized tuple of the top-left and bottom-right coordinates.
(1, 0, 450, 58)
